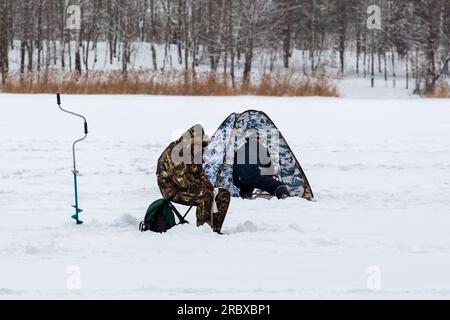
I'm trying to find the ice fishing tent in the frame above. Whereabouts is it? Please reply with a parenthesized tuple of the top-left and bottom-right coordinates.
(203, 110, 314, 200)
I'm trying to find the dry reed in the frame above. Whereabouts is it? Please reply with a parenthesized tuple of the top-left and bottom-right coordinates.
(0, 70, 339, 97)
(427, 82, 450, 98)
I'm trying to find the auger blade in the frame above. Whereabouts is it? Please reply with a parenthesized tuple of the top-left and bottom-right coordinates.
(71, 206, 84, 224)
(71, 215, 84, 225)
(72, 206, 84, 213)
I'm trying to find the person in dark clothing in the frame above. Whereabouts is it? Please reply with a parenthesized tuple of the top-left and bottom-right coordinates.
(233, 135, 290, 199)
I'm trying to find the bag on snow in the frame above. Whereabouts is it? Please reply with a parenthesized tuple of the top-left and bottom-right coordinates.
(139, 199, 190, 233)
(139, 199, 176, 233)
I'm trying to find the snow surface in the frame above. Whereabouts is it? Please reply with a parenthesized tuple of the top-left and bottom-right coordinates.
(1, 94, 450, 299)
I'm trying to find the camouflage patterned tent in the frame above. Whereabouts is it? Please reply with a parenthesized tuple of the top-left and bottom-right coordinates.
(203, 110, 314, 200)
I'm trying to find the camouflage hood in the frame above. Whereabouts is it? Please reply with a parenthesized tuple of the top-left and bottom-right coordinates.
(172, 124, 209, 165)
(156, 124, 213, 200)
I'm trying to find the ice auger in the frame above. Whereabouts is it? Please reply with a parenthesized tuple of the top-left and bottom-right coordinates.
(57, 93, 88, 224)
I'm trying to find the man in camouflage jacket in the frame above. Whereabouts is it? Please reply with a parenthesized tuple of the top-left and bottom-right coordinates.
(157, 124, 230, 233)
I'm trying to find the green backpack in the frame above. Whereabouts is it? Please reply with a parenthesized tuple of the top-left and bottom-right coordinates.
(139, 199, 191, 233)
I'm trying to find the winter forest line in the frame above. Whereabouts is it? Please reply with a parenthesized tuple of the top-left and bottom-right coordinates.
(0, 0, 449, 95)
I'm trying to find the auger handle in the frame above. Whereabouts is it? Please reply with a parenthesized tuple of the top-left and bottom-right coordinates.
(56, 93, 88, 123)
(58, 94, 88, 134)
(56, 93, 89, 172)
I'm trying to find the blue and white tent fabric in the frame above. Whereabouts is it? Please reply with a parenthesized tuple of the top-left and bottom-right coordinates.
(203, 110, 314, 200)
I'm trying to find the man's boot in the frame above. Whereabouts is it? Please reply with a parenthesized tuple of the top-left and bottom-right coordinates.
(212, 211, 226, 234)
(275, 185, 291, 199)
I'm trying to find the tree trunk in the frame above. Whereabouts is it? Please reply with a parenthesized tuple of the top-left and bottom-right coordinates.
(283, 3, 292, 69)
(0, 0, 9, 85)
(243, 49, 252, 83)
(392, 50, 396, 88)
(371, 31, 375, 88)
(20, 41, 26, 75)
(75, 32, 82, 74)
(406, 53, 409, 90)
(150, 0, 158, 70)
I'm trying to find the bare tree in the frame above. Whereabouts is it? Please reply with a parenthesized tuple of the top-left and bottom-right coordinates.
(0, 0, 10, 84)
(1, 0, 449, 94)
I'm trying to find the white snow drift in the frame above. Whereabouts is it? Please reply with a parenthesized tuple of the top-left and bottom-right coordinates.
(1, 94, 450, 299)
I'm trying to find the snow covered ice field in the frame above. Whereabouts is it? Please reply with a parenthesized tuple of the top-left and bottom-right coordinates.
(1, 94, 450, 299)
